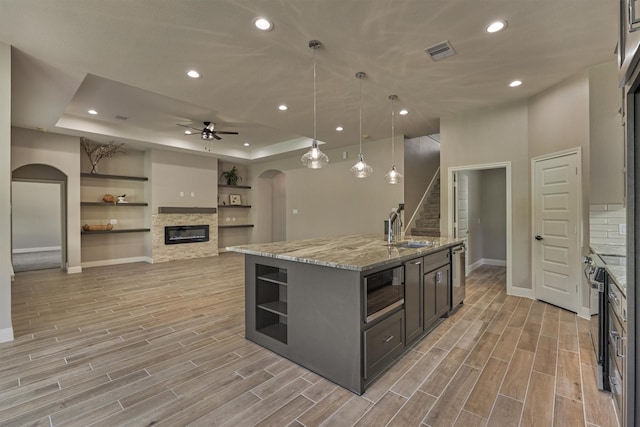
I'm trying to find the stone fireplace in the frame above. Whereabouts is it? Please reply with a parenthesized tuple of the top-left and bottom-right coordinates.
(152, 207, 218, 262)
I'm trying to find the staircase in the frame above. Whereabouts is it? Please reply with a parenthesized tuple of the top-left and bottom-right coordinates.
(410, 173, 441, 237)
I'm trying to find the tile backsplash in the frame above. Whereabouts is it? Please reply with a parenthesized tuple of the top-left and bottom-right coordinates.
(590, 204, 626, 246)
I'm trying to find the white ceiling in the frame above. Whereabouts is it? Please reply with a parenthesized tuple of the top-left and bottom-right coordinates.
(0, 0, 618, 162)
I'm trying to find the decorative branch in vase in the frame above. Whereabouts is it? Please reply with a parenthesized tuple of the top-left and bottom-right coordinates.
(80, 137, 126, 174)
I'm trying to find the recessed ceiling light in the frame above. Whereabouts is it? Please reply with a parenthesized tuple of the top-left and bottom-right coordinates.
(336, 126, 344, 132)
(186, 70, 201, 79)
(88, 109, 98, 115)
(509, 80, 522, 87)
(253, 17, 273, 31)
(184, 130, 193, 135)
(278, 104, 288, 111)
(399, 109, 409, 116)
(243, 142, 250, 147)
(486, 20, 507, 33)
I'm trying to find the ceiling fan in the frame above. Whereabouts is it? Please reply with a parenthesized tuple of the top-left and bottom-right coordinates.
(177, 121, 239, 141)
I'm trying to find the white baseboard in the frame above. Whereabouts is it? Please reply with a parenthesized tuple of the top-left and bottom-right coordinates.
(66, 266, 82, 274)
(13, 246, 61, 254)
(468, 258, 507, 273)
(0, 327, 14, 343)
(578, 306, 591, 320)
(508, 285, 535, 299)
(81, 256, 153, 269)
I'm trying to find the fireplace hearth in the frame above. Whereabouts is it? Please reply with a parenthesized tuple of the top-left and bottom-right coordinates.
(164, 225, 210, 245)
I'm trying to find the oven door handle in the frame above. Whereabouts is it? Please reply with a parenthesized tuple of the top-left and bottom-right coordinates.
(609, 330, 625, 358)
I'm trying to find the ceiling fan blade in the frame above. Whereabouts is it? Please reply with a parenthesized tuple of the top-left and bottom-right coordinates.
(212, 133, 222, 140)
(176, 124, 202, 131)
(214, 131, 239, 135)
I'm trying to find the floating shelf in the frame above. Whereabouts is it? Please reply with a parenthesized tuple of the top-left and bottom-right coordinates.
(81, 228, 151, 235)
(81, 202, 148, 206)
(218, 184, 251, 189)
(81, 173, 148, 181)
(218, 205, 251, 208)
(218, 224, 254, 229)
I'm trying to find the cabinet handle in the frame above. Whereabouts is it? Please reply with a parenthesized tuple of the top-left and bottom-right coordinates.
(608, 292, 620, 307)
(435, 271, 442, 284)
(412, 261, 421, 265)
(383, 335, 394, 343)
(609, 376, 617, 387)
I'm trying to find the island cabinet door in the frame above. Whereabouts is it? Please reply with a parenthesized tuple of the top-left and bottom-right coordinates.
(435, 264, 451, 317)
(423, 269, 438, 329)
(405, 258, 423, 344)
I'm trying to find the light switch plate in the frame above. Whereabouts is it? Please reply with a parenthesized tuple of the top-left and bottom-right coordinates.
(109, 219, 117, 225)
(619, 224, 627, 235)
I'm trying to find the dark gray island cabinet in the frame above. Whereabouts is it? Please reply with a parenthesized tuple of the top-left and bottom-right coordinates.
(228, 234, 464, 394)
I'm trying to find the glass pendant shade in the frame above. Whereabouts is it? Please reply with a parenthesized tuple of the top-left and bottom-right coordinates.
(301, 139, 329, 169)
(351, 153, 373, 178)
(385, 164, 403, 184)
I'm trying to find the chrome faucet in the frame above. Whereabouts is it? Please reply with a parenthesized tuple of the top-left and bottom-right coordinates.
(387, 208, 400, 245)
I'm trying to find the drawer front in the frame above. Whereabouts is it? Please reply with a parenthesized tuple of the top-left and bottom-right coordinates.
(608, 342, 624, 419)
(608, 307, 625, 376)
(363, 310, 405, 380)
(423, 250, 449, 273)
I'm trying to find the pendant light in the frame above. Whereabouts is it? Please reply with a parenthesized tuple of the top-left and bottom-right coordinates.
(385, 95, 404, 184)
(301, 40, 329, 169)
(350, 72, 373, 178)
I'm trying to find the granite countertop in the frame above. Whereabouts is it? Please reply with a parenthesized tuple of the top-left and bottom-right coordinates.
(227, 234, 464, 272)
(590, 244, 627, 295)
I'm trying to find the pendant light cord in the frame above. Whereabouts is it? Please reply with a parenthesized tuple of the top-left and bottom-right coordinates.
(359, 77, 362, 154)
(313, 47, 317, 141)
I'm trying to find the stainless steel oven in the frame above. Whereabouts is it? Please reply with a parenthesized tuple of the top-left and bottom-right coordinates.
(364, 266, 404, 323)
(583, 253, 609, 391)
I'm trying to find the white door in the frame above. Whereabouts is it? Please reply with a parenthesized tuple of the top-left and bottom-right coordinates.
(454, 172, 469, 276)
(533, 152, 580, 312)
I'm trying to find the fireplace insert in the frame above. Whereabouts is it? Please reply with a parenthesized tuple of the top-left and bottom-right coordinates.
(164, 225, 209, 245)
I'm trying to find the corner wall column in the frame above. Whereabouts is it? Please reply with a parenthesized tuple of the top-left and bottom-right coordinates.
(0, 42, 14, 342)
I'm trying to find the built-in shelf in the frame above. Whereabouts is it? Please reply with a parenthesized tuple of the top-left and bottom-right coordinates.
(218, 205, 251, 208)
(218, 224, 254, 229)
(258, 301, 288, 317)
(256, 264, 288, 344)
(81, 173, 148, 181)
(218, 184, 251, 189)
(81, 202, 148, 207)
(81, 228, 151, 235)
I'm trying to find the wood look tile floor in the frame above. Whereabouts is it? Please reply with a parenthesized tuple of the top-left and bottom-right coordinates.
(1, 253, 619, 426)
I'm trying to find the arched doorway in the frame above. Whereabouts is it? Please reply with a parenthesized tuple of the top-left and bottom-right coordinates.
(12, 164, 67, 272)
(255, 170, 286, 243)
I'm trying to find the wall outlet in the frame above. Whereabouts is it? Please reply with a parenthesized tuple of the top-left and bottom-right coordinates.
(619, 223, 627, 235)
(191, 192, 195, 197)
(292, 209, 299, 215)
(109, 219, 117, 225)
(225, 217, 230, 222)
(180, 191, 184, 197)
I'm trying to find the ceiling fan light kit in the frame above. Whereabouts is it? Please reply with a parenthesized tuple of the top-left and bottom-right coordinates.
(301, 39, 329, 169)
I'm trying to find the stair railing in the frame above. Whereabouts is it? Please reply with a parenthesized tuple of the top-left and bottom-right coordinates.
(405, 167, 440, 234)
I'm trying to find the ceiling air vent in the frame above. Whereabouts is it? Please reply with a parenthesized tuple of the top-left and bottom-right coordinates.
(424, 40, 456, 61)
(114, 115, 128, 120)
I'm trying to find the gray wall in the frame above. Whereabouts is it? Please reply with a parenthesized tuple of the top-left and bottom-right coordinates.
(404, 135, 440, 228)
(589, 61, 625, 204)
(441, 99, 530, 290)
(481, 168, 507, 261)
(0, 42, 12, 341)
(11, 181, 61, 250)
(250, 136, 404, 241)
(11, 127, 81, 272)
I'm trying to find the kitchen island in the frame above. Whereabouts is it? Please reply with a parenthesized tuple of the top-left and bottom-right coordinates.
(227, 234, 464, 394)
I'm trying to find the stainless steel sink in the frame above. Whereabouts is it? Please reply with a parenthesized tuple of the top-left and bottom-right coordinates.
(388, 241, 434, 248)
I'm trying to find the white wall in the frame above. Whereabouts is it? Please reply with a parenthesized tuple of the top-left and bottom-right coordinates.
(11, 127, 81, 272)
(12, 181, 61, 250)
(250, 136, 404, 241)
(0, 42, 13, 342)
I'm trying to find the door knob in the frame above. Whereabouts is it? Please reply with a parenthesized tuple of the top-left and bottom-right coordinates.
(535, 235, 543, 241)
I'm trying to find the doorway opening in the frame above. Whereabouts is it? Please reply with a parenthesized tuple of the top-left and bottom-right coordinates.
(448, 162, 512, 292)
(255, 170, 286, 243)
